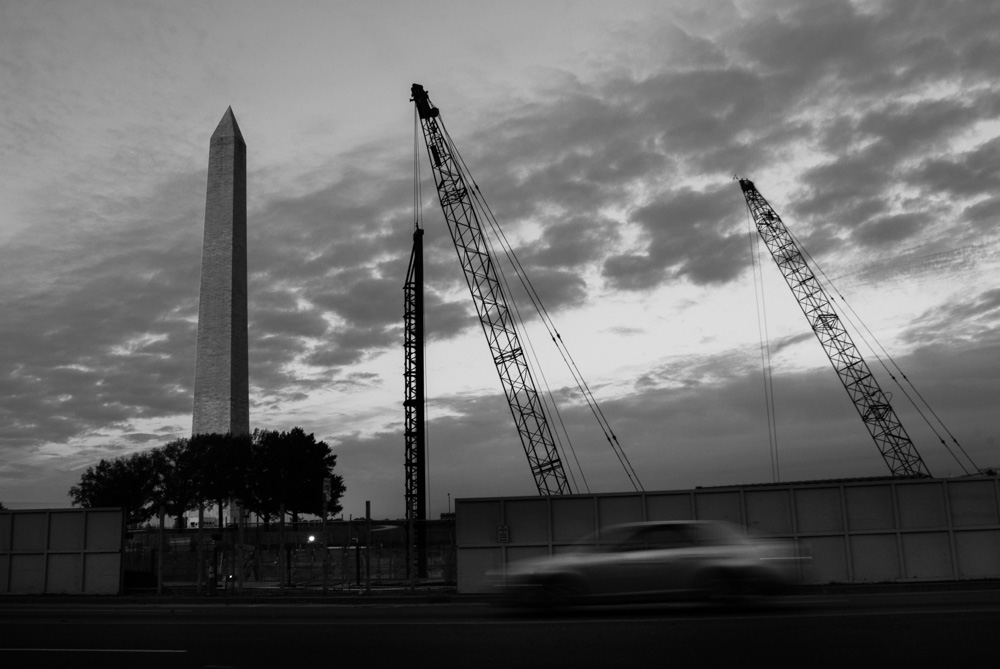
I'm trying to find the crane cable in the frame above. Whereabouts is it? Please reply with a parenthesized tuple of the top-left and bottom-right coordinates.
(415, 114, 584, 493)
(439, 126, 587, 493)
(450, 137, 641, 493)
(439, 121, 642, 492)
(787, 226, 979, 475)
(745, 205, 780, 482)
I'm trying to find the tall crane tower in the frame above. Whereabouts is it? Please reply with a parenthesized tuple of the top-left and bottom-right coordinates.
(411, 83, 571, 496)
(738, 178, 930, 477)
(403, 225, 427, 577)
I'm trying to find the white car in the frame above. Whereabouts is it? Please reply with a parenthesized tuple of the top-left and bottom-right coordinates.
(500, 520, 805, 607)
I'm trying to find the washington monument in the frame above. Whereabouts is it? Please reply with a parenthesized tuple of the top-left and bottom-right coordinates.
(192, 107, 249, 436)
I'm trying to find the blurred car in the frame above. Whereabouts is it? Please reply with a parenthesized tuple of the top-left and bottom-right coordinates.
(499, 520, 805, 607)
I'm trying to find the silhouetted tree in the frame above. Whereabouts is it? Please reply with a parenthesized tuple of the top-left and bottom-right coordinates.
(245, 428, 344, 522)
(150, 438, 201, 528)
(68, 427, 345, 528)
(188, 432, 253, 524)
(69, 451, 158, 524)
(190, 433, 252, 500)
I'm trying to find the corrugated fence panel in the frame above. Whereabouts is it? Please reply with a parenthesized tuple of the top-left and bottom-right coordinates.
(950, 480, 1000, 526)
(504, 499, 548, 545)
(694, 492, 742, 524)
(456, 476, 1000, 593)
(598, 496, 643, 528)
(456, 501, 501, 546)
(794, 487, 843, 533)
(645, 494, 693, 521)
(954, 531, 1000, 578)
(745, 489, 793, 534)
(551, 498, 593, 543)
(901, 532, 952, 580)
(799, 535, 849, 583)
(851, 534, 901, 582)
(1, 508, 123, 595)
(897, 482, 947, 529)
(846, 486, 895, 531)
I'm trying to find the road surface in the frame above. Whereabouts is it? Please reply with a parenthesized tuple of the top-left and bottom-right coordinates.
(1, 587, 998, 667)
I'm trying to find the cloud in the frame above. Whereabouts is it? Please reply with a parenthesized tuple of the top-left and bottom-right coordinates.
(903, 287, 1000, 348)
(0, 170, 204, 453)
(962, 197, 1000, 227)
(852, 212, 928, 247)
(908, 135, 1000, 198)
(606, 183, 748, 289)
(3, 0, 999, 513)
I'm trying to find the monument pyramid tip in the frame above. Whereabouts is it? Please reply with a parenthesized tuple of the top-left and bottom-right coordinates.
(211, 106, 245, 143)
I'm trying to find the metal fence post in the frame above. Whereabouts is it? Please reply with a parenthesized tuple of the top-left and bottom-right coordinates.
(157, 505, 165, 595)
(197, 505, 204, 595)
(279, 504, 287, 591)
(322, 480, 329, 594)
(365, 501, 372, 594)
(236, 501, 244, 591)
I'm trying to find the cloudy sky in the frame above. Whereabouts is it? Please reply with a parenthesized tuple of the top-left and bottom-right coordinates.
(2, 0, 998, 518)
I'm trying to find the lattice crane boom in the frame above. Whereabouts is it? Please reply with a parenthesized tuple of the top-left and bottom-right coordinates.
(403, 226, 427, 577)
(739, 178, 930, 477)
(411, 83, 571, 495)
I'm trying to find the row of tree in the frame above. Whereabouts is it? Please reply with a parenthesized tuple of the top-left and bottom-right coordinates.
(69, 428, 346, 527)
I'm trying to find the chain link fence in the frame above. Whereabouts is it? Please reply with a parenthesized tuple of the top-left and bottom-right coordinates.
(124, 517, 456, 593)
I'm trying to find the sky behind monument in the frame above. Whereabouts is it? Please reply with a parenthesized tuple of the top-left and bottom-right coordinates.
(1, 0, 998, 518)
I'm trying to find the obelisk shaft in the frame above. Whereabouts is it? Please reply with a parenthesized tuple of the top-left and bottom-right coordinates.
(193, 107, 249, 436)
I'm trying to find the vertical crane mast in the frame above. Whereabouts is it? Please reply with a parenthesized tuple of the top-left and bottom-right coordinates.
(403, 226, 427, 577)
(738, 179, 930, 477)
(411, 83, 571, 495)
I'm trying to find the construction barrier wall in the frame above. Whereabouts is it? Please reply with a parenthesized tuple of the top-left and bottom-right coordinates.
(0, 508, 124, 595)
(455, 476, 1000, 593)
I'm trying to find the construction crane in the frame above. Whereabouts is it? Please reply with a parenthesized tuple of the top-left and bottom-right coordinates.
(403, 225, 427, 577)
(411, 83, 571, 496)
(738, 178, 930, 477)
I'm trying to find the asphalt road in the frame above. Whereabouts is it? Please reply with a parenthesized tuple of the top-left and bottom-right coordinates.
(2, 587, 999, 668)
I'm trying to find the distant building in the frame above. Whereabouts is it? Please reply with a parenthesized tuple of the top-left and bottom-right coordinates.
(192, 107, 249, 436)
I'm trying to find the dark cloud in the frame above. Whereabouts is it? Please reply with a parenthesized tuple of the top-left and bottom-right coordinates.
(425, 293, 477, 343)
(962, 197, 1000, 227)
(251, 302, 329, 339)
(524, 216, 622, 271)
(0, 171, 203, 452)
(425, 2, 1000, 302)
(856, 99, 987, 153)
(604, 184, 747, 290)
(902, 287, 1000, 348)
(907, 135, 1000, 198)
(852, 212, 928, 248)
